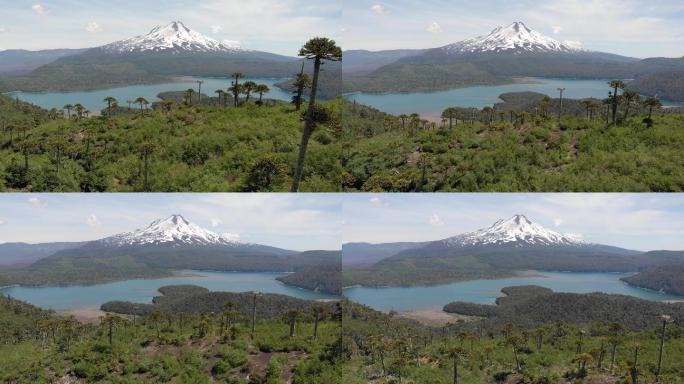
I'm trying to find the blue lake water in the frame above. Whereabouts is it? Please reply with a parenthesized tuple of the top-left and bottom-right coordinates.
(7, 76, 293, 114)
(342, 271, 684, 312)
(345, 77, 684, 119)
(0, 271, 337, 311)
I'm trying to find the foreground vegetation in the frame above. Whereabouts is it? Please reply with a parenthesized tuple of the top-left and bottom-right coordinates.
(342, 89, 684, 192)
(0, 93, 342, 192)
(0, 290, 342, 383)
(343, 297, 684, 383)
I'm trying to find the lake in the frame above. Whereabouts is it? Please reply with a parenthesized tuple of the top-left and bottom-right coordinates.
(342, 271, 684, 312)
(0, 270, 337, 311)
(345, 77, 684, 119)
(7, 76, 293, 114)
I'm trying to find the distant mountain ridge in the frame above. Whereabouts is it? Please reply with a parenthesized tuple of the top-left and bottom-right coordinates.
(343, 21, 684, 96)
(343, 215, 684, 287)
(0, 20, 340, 97)
(0, 215, 338, 287)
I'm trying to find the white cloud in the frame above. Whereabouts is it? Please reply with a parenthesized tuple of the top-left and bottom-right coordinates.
(370, 4, 389, 16)
(426, 21, 441, 34)
(0, 28, 6, 33)
(553, 218, 564, 227)
(222, 232, 241, 242)
(566, 233, 584, 242)
(86, 214, 102, 227)
(211, 25, 223, 33)
(31, 4, 49, 15)
(211, 218, 222, 227)
(369, 197, 385, 206)
(563, 40, 583, 49)
(86, 21, 102, 33)
(552, 25, 563, 34)
(429, 213, 443, 226)
(28, 197, 47, 207)
(0, 219, 6, 226)
(222, 40, 241, 49)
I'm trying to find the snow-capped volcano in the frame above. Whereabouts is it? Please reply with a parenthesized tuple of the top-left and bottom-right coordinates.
(101, 215, 241, 246)
(101, 21, 242, 54)
(442, 22, 583, 54)
(442, 214, 584, 247)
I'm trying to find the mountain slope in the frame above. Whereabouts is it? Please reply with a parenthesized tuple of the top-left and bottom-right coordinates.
(0, 241, 85, 268)
(0, 215, 335, 286)
(0, 21, 308, 93)
(343, 21, 683, 94)
(342, 215, 684, 287)
(0, 48, 87, 75)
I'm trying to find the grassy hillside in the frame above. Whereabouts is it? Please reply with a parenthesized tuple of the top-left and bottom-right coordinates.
(0, 292, 342, 383)
(342, 298, 684, 383)
(0, 94, 342, 192)
(622, 265, 684, 296)
(341, 98, 684, 192)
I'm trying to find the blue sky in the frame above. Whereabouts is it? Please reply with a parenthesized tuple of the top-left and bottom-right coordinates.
(0, 0, 341, 55)
(343, 194, 684, 251)
(0, 194, 342, 251)
(342, 0, 684, 58)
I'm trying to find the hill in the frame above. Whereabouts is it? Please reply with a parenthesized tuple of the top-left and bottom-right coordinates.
(443, 285, 684, 330)
(101, 284, 337, 318)
(0, 93, 342, 192)
(341, 96, 684, 192)
(0, 291, 342, 383)
(0, 48, 87, 75)
(276, 263, 342, 295)
(342, 298, 684, 383)
(622, 265, 684, 296)
(0, 241, 84, 267)
(629, 70, 684, 102)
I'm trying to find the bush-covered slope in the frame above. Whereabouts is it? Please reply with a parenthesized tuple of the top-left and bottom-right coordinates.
(341, 98, 684, 192)
(0, 94, 342, 192)
(1, 292, 342, 383)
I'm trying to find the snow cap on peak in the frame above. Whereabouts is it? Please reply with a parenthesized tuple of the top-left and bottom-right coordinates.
(443, 214, 585, 247)
(101, 214, 242, 246)
(443, 21, 584, 54)
(101, 21, 242, 54)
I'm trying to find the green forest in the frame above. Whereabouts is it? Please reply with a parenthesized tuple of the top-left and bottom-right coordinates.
(342, 296, 684, 383)
(0, 37, 343, 192)
(0, 94, 342, 192)
(341, 88, 684, 192)
(0, 290, 343, 383)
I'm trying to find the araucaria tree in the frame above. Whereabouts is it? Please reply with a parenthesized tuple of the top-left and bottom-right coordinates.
(290, 37, 341, 192)
(292, 62, 311, 111)
(231, 72, 243, 107)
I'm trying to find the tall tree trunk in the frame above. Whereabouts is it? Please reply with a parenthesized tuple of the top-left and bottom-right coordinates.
(291, 57, 321, 192)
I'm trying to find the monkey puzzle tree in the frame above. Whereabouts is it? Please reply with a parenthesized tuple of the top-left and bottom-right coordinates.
(290, 37, 341, 192)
